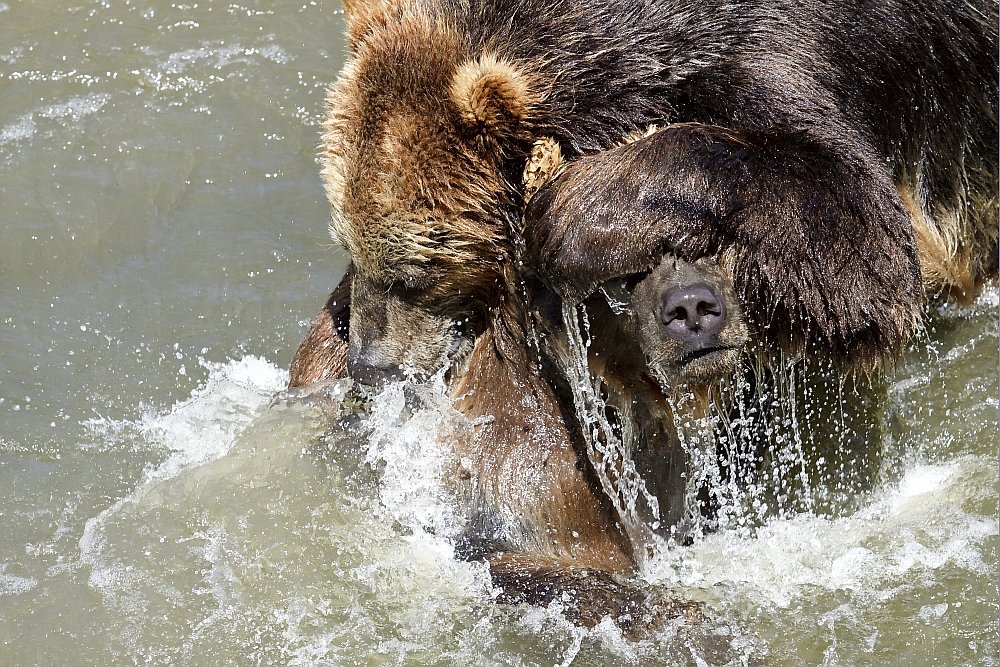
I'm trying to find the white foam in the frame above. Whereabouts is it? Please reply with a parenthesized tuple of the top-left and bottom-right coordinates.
(0, 564, 37, 596)
(0, 93, 111, 148)
(38, 94, 112, 122)
(933, 286, 1000, 319)
(80, 356, 287, 603)
(362, 377, 467, 542)
(260, 44, 291, 65)
(136, 355, 286, 480)
(180, 524, 244, 660)
(0, 114, 35, 145)
(976, 287, 1000, 308)
(647, 455, 993, 608)
(888, 461, 955, 512)
(158, 41, 290, 75)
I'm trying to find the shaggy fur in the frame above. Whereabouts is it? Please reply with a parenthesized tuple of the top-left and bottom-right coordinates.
(295, 125, 751, 629)
(291, 247, 748, 629)
(324, 0, 996, 376)
(290, 0, 996, 627)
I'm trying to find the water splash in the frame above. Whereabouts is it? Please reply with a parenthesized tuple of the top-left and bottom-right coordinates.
(554, 294, 899, 550)
(0, 564, 38, 597)
(647, 454, 994, 607)
(354, 374, 469, 541)
(560, 301, 660, 566)
(660, 383, 728, 538)
(21, 280, 991, 666)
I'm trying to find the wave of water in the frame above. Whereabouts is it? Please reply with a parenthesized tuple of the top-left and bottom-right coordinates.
(648, 455, 993, 603)
(48, 323, 995, 666)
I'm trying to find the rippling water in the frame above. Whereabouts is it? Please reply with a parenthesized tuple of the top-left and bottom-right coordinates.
(0, 2, 996, 665)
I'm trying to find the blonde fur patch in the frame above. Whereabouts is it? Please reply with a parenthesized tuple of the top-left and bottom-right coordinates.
(520, 124, 663, 206)
(522, 137, 564, 204)
(898, 184, 978, 301)
(619, 123, 661, 146)
(450, 54, 538, 135)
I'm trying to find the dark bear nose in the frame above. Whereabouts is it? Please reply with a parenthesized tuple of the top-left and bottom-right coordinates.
(659, 283, 726, 341)
(347, 351, 402, 388)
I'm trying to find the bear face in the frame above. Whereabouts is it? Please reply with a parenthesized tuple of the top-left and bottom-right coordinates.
(596, 255, 748, 389)
(524, 123, 928, 366)
(557, 254, 748, 538)
(446, 253, 747, 618)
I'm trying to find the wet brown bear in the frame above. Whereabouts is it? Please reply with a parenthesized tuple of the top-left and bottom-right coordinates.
(308, 0, 996, 388)
(465, 251, 747, 627)
(293, 122, 751, 629)
(290, 0, 996, 625)
(293, 246, 748, 631)
(292, 114, 751, 627)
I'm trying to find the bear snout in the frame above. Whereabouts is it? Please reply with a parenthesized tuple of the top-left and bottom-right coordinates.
(658, 282, 726, 342)
(347, 349, 403, 388)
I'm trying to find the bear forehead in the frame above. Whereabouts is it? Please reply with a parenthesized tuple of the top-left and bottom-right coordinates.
(326, 110, 504, 269)
(324, 96, 510, 282)
(331, 198, 501, 281)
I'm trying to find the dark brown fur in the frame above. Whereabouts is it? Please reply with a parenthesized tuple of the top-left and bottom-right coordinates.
(322, 0, 996, 381)
(291, 251, 747, 630)
(290, 0, 996, 628)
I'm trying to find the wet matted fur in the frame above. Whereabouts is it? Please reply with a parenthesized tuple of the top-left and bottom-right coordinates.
(312, 0, 996, 380)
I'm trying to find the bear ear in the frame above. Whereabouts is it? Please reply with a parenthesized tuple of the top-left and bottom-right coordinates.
(450, 55, 537, 137)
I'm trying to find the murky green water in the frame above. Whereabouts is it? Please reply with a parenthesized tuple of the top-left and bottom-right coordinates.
(0, 2, 996, 665)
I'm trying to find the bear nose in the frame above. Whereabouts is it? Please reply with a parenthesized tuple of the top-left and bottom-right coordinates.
(347, 350, 402, 388)
(659, 283, 726, 341)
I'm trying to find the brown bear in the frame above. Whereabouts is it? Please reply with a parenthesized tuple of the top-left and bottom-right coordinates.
(290, 0, 996, 626)
(294, 127, 751, 630)
(314, 0, 996, 386)
(460, 250, 747, 630)
(293, 245, 748, 631)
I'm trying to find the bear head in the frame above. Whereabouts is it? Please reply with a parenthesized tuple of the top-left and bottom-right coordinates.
(525, 123, 924, 367)
(323, 1, 541, 384)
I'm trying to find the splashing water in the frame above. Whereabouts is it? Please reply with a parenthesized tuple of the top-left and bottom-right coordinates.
(0, 333, 989, 665)
(2, 1, 990, 662)
(560, 301, 661, 566)
(556, 299, 907, 562)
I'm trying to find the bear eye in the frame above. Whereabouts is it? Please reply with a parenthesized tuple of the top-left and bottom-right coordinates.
(622, 268, 653, 291)
(395, 265, 432, 292)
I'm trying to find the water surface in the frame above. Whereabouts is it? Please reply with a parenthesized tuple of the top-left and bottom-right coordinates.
(0, 2, 996, 665)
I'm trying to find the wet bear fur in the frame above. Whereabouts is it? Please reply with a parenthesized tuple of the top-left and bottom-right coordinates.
(316, 0, 996, 384)
(289, 0, 997, 628)
(289, 267, 352, 387)
(291, 123, 750, 630)
(294, 134, 751, 630)
(292, 247, 747, 632)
